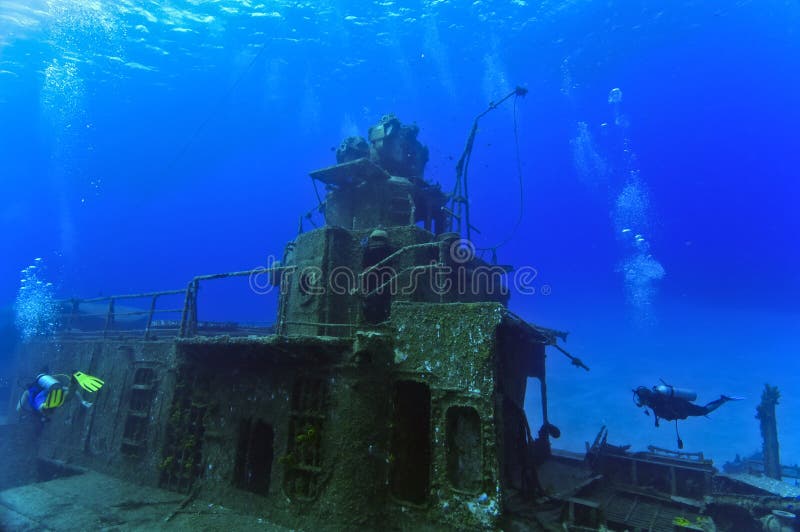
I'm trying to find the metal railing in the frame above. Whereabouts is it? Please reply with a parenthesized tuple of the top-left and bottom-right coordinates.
(177, 267, 285, 338)
(55, 266, 287, 341)
(59, 289, 187, 340)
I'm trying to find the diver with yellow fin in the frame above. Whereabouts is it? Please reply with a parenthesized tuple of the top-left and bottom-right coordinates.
(17, 368, 105, 420)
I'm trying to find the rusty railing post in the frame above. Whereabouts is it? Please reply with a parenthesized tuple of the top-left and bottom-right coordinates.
(179, 280, 199, 338)
(144, 295, 158, 340)
(67, 298, 79, 331)
(103, 298, 116, 338)
(189, 280, 198, 336)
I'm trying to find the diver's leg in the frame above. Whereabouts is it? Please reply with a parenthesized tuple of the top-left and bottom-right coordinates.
(698, 396, 732, 415)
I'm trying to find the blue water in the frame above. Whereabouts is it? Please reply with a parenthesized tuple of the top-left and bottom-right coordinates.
(1, 1, 798, 465)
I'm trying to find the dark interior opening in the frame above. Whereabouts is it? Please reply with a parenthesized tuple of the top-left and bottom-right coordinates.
(158, 366, 208, 493)
(284, 376, 327, 500)
(361, 243, 393, 324)
(390, 380, 431, 504)
(234, 418, 274, 495)
(446, 406, 482, 492)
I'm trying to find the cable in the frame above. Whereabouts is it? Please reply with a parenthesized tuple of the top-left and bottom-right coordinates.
(311, 177, 325, 211)
(450, 86, 527, 250)
(478, 94, 526, 251)
(161, 41, 271, 177)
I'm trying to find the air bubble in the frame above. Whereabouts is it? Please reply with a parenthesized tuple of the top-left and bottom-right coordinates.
(571, 121, 608, 186)
(14, 259, 59, 341)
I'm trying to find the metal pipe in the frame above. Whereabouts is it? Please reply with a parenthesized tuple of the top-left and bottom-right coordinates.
(191, 266, 287, 282)
(357, 242, 439, 282)
(363, 264, 438, 298)
(64, 289, 186, 304)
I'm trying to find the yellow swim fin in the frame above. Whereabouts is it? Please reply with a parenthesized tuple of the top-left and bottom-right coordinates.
(73, 371, 104, 393)
(44, 387, 66, 409)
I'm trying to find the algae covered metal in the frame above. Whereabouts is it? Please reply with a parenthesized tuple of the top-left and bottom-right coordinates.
(6, 114, 567, 530)
(6, 113, 797, 532)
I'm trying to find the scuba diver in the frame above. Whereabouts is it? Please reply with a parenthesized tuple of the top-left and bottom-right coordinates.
(16, 369, 105, 421)
(633, 380, 739, 449)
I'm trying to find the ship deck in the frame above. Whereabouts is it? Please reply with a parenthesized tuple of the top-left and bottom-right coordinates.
(0, 469, 292, 531)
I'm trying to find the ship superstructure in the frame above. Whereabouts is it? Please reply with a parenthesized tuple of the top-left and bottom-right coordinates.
(5, 114, 798, 532)
(6, 114, 565, 530)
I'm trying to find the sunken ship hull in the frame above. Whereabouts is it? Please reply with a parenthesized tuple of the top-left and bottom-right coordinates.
(4, 115, 798, 531)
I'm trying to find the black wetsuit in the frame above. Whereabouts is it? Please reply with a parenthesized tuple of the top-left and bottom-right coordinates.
(635, 387, 731, 426)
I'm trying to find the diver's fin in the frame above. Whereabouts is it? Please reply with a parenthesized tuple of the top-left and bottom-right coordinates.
(73, 372, 104, 393)
(721, 395, 744, 401)
(44, 387, 66, 409)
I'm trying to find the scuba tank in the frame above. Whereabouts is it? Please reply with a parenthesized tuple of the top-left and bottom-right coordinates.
(36, 374, 60, 392)
(653, 384, 697, 402)
(32, 373, 70, 412)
